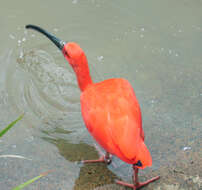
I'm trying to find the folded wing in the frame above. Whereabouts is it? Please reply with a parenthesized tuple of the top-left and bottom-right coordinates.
(81, 78, 151, 167)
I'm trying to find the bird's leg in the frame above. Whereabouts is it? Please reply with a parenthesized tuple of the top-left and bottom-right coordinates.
(82, 151, 112, 164)
(133, 166, 160, 189)
(116, 165, 160, 190)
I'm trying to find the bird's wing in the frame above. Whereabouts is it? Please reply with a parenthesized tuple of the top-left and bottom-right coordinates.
(81, 79, 145, 164)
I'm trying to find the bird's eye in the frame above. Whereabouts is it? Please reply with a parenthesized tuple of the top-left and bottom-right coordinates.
(64, 51, 70, 58)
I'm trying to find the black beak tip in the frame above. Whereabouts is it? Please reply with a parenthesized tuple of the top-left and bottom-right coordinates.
(25, 25, 32, 29)
(25, 24, 40, 31)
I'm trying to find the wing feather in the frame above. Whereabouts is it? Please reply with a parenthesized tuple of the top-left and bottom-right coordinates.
(81, 78, 145, 164)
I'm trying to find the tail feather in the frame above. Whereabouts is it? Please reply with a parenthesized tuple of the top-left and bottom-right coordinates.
(136, 141, 152, 169)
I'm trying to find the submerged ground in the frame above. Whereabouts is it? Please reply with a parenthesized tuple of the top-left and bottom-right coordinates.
(0, 0, 201, 189)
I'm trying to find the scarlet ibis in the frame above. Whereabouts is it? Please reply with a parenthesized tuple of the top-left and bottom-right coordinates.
(25, 25, 160, 190)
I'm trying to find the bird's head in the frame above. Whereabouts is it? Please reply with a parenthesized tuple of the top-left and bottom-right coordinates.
(62, 42, 86, 68)
(25, 25, 85, 69)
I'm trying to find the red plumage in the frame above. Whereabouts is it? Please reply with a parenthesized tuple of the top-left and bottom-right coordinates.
(81, 78, 151, 168)
(25, 25, 160, 189)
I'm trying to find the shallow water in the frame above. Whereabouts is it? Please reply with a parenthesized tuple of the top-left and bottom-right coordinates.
(0, 0, 201, 189)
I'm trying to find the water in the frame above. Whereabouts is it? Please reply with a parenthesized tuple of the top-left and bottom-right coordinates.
(0, 0, 201, 189)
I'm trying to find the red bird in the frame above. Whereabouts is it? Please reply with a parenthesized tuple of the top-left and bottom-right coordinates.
(26, 25, 160, 190)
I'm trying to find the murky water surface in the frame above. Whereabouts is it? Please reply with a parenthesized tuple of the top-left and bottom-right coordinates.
(0, 0, 201, 189)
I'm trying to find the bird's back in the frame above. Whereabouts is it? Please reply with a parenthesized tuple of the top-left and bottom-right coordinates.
(81, 78, 152, 168)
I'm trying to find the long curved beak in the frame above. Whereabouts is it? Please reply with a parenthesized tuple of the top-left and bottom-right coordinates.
(25, 25, 66, 50)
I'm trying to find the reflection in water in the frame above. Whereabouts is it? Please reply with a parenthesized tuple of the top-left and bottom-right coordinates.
(74, 163, 118, 190)
(42, 128, 120, 190)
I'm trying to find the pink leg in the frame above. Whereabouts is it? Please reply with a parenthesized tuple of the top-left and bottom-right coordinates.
(82, 152, 112, 165)
(116, 165, 160, 190)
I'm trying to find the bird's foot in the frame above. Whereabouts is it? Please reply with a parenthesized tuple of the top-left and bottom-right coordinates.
(115, 180, 134, 189)
(82, 152, 112, 165)
(116, 176, 160, 190)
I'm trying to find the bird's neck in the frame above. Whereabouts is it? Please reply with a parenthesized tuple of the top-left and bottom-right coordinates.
(72, 54, 93, 92)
